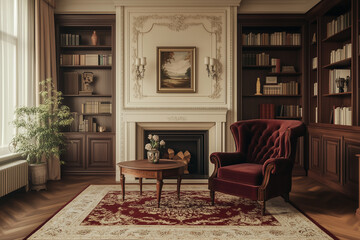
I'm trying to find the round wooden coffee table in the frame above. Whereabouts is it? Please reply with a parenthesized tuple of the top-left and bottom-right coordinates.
(117, 159, 185, 207)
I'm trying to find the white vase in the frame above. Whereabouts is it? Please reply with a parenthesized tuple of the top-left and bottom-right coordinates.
(147, 149, 160, 164)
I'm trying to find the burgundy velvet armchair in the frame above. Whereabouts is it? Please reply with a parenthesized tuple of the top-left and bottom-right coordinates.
(208, 119, 305, 215)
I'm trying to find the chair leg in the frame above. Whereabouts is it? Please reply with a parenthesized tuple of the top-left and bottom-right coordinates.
(210, 190, 215, 206)
(282, 192, 290, 202)
(259, 200, 266, 216)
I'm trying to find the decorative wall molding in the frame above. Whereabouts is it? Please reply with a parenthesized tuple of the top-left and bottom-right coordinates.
(131, 13, 223, 99)
(114, 0, 241, 7)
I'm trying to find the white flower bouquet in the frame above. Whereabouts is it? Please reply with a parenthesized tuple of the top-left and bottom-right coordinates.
(145, 134, 166, 151)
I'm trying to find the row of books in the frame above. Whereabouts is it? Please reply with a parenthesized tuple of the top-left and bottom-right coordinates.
(81, 101, 112, 114)
(60, 54, 112, 66)
(242, 32, 301, 46)
(262, 81, 299, 95)
(259, 104, 302, 119)
(312, 57, 318, 69)
(329, 43, 352, 64)
(69, 113, 98, 132)
(326, 11, 351, 38)
(60, 33, 80, 46)
(329, 69, 350, 94)
(331, 106, 352, 126)
(243, 53, 270, 66)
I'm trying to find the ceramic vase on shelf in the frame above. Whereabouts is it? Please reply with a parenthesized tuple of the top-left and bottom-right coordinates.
(91, 31, 98, 46)
(147, 149, 160, 164)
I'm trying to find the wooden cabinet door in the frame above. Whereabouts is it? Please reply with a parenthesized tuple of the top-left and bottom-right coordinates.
(343, 138, 360, 194)
(322, 135, 341, 184)
(62, 134, 85, 172)
(309, 132, 322, 174)
(87, 134, 115, 172)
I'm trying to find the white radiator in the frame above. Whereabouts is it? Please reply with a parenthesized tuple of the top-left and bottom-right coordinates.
(0, 160, 28, 197)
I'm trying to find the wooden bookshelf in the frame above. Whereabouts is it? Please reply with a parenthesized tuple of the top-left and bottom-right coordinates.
(55, 14, 116, 175)
(306, 0, 359, 200)
(238, 14, 306, 175)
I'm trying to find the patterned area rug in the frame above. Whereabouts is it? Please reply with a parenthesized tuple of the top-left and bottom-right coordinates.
(27, 185, 335, 240)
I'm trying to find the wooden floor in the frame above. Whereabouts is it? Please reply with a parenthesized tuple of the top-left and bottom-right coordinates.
(0, 175, 359, 240)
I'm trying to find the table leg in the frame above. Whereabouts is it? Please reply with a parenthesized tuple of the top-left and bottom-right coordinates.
(120, 174, 125, 201)
(156, 179, 163, 207)
(139, 178, 143, 195)
(177, 175, 182, 200)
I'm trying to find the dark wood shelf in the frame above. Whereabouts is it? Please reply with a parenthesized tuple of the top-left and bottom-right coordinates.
(243, 94, 301, 97)
(322, 58, 351, 69)
(63, 131, 114, 135)
(60, 65, 112, 69)
(322, 26, 351, 42)
(60, 45, 112, 50)
(63, 94, 112, 97)
(81, 113, 112, 116)
(322, 92, 352, 97)
(242, 45, 301, 50)
(242, 65, 275, 69)
(266, 72, 301, 76)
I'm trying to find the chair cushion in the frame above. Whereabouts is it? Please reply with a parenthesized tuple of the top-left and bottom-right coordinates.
(217, 163, 263, 186)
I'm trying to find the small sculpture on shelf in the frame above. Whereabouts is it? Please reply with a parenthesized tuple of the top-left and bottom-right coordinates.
(79, 72, 94, 95)
(91, 31, 98, 46)
(255, 77, 262, 95)
(335, 76, 350, 93)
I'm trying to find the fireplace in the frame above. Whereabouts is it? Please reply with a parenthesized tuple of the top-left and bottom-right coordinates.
(144, 130, 209, 179)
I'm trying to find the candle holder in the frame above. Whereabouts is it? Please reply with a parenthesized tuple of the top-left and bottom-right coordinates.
(135, 57, 147, 80)
(204, 57, 218, 79)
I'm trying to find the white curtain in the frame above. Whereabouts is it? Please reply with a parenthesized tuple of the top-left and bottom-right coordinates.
(0, 0, 35, 157)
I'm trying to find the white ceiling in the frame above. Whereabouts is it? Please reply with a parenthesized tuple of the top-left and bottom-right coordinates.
(238, 0, 321, 14)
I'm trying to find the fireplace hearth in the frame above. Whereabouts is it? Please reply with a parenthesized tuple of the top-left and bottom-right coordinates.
(144, 130, 209, 179)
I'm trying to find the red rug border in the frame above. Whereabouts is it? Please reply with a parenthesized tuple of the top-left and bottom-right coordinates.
(25, 185, 339, 240)
(24, 184, 91, 240)
(288, 200, 339, 240)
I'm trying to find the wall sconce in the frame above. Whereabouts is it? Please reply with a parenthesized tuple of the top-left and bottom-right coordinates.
(204, 57, 217, 79)
(135, 57, 147, 80)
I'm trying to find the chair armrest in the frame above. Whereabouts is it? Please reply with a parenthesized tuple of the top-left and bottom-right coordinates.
(262, 157, 293, 175)
(210, 152, 246, 168)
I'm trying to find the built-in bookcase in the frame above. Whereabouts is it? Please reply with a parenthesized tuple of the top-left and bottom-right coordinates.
(238, 16, 305, 122)
(309, 19, 318, 124)
(238, 15, 306, 175)
(307, 0, 360, 200)
(55, 15, 116, 175)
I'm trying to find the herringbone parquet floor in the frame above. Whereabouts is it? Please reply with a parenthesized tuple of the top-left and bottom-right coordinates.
(0, 175, 359, 240)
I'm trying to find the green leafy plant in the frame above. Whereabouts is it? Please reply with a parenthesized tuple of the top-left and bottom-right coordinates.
(11, 79, 73, 164)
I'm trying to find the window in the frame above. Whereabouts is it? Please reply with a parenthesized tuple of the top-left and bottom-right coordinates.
(0, 0, 35, 157)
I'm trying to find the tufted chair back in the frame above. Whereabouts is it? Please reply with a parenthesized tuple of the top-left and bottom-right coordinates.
(230, 119, 303, 164)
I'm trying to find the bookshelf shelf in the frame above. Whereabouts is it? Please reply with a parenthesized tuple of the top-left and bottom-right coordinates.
(81, 113, 112, 116)
(275, 116, 302, 119)
(266, 72, 302, 76)
(242, 45, 301, 50)
(322, 58, 351, 69)
(56, 14, 116, 175)
(322, 26, 351, 42)
(242, 65, 275, 69)
(60, 65, 112, 69)
(322, 92, 352, 97)
(63, 94, 112, 97)
(60, 45, 112, 50)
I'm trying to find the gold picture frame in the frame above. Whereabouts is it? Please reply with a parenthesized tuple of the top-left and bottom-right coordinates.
(157, 47, 196, 93)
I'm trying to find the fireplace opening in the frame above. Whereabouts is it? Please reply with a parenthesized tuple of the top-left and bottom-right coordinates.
(143, 130, 209, 179)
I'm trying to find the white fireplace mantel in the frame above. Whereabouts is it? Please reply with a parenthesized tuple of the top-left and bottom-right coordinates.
(114, 0, 239, 181)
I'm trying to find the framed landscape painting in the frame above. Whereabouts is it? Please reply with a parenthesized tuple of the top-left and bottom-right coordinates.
(157, 47, 196, 93)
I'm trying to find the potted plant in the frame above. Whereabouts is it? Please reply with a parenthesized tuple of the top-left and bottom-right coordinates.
(11, 79, 73, 191)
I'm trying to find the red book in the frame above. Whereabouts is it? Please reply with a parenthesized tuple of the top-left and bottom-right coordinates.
(275, 59, 281, 73)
